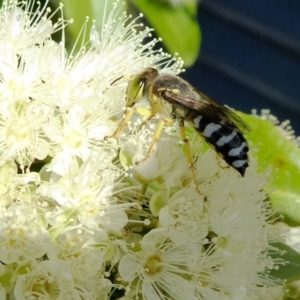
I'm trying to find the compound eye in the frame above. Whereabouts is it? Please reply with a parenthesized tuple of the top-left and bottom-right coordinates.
(126, 76, 145, 107)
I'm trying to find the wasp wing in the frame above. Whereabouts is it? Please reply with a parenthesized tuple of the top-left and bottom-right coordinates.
(163, 88, 251, 133)
(161, 87, 250, 177)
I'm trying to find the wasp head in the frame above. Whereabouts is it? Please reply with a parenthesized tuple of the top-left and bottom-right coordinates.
(126, 68, 159, 107)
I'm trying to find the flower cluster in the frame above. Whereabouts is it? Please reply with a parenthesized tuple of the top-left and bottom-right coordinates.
(0, 0, 283, 299)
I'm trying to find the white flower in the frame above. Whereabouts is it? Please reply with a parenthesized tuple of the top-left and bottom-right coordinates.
(119, 134, 281, 299)
(0, 204, 49, 264)
(89, 3, 182, 81)
(0, 160, 40, 206)
(0, 1, 65, 50)
(157, 187, 208, 244)
(44, 104, 116, 175)
(0, 102, 49, 165)
(39, 158, 130, 234)
(120, 135, 186, 185)
(118, 228, 199, 300)
(47, 227, 109, 278)
(14, 260, 109, 300)
(0, 1, 68, 166)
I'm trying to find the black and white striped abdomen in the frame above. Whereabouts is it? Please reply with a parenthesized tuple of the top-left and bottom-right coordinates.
(191, 115, 249, 176)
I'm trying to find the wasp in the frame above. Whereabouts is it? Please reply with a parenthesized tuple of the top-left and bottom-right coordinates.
(108, 68, 250, 196)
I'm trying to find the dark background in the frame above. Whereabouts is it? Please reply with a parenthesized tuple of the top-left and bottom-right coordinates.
(183, 0, 300, 135)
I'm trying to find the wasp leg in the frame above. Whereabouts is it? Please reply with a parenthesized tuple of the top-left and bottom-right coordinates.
(214, 153, 230, 171)
(105, 107, 154, 139)
(178, 118, 206, 200)
(136, 118, 173, 165)
(134, 107, 154, 119)
(138, 113, 155, 131)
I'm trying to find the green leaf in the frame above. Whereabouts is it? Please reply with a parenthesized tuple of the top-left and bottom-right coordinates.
(185, 1, 198, 17)
(60, 0, 126, 50)
(60, 0, 93, 46)
(90, 0, 126, 31)
(269, 242, 300, 282)
(238, 113, 300, 225)
(129, 0, 201, 67)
